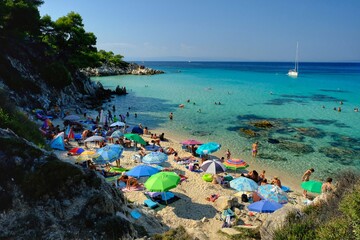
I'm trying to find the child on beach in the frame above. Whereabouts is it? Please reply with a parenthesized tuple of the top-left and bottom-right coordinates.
(252, 142, 259, 157)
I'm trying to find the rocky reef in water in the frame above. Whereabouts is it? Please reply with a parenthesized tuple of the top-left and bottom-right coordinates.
(0, 128, 167, 239)
(80, 62, 165, 77)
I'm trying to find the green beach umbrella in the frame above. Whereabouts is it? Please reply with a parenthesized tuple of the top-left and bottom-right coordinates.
(124, 133, 146, 145)
(144, 172, 180, 192)
(301, 180, 323, 193)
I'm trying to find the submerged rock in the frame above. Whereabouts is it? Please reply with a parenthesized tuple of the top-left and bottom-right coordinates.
(295, 127, 326, 139)
(239, 128, 258, 138)
(251, 120, 274, 129)
(277, 140, 315, 154)
(258, 153, 287, 161)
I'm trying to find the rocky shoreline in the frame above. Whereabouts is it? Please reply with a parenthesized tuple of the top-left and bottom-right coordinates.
(80, 62, 164, 77)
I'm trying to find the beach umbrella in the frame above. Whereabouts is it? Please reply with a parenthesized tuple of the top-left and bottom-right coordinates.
(77, 150, 99, 162)
(142, 151, 168, 165)
(126, 165, 159, 178)
(201, 159, 226, 174)
(301, 180, 323, 194)
(124, 133, 146, 145)
(111, 130, 124, 139)
(145, 145, 161, 151)
(144, 172, 180, 192)
(68, 147, 85, 155)
(230, 177, 259, 192)
(181, 139, 203, 145)
(84, 135, 105, 142)
(131, 126, 144, 134)
(110, 121, 125, 127)
(224, 159, 249, 172)
(94, 144, 124, 164)
(257, 184, 288, 204)
(195, 142, 221, 155)
(248, 200, 283, 213)
(64, 114, 81, 121)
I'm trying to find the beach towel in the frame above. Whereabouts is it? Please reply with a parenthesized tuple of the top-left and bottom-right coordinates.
(144, 199, 159, 209)
(121, 185, 144, 192)
(130, 210, 142, 220)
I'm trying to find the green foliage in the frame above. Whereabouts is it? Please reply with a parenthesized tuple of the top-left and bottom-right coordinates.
(152, 226, 192, 240)
(41, 62, 72, 89)
(275, 172, 360, 240)
(340, 184, 360, 239)
(97, 50, 128, 67)
(316, 217, 352, 240)
(0, 90, 45, 146)
(0, 0, 43, 39)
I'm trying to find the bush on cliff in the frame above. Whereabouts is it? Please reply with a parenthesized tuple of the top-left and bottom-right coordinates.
(0, 90, 45, 147)
(274, 171, 360, 240)
(41, 62, 72, 89)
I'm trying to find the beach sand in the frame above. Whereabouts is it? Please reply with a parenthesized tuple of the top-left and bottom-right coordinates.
(51, 112, 308, 239)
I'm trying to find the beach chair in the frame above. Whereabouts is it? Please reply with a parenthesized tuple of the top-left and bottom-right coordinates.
(130, 210, 142, 219)
(144, 199, 159, 209)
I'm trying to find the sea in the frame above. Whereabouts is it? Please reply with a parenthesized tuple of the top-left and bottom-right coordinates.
(92, 61, 360, 182)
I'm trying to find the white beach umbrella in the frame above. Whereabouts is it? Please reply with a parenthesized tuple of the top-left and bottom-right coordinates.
(110, 121, 125, 127)
(84, 135, 105, 142)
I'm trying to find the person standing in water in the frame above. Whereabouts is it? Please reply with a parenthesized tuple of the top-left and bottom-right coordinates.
(252, 142, 259, 157)
(169, 112, 173, 120)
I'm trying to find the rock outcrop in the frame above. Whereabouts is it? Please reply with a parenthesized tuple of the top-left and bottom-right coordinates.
(81, 62, 164, 77)
(0, 128, 167, 239)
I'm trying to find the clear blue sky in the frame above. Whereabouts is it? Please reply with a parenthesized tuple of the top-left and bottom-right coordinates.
(39, 0, 360, 62)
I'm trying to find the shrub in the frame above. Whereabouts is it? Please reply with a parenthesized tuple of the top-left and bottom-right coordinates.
(316, 217, 352, 240)
(0, 90, 45, 146)
(152, 226, 191, 240)
(41, 62, 72, 89)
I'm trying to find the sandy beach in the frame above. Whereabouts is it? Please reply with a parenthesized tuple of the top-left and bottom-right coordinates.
(51, 109, 308, 239)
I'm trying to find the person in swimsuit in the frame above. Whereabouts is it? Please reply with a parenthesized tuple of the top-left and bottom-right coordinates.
(252, 142, 259, 157)
(321, 177, 334, 202)
(302, 168, 315, 197)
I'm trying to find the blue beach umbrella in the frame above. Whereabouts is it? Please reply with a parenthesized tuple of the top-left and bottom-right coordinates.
(94, 144, 123, 164)
(126, 165, 159, 178)
(257, 184, 288, 204)
(111, 130, 124, 139)
(248, 200, 283, 213)
(142, 151, 168, 165)
(195, 142, 221, 155)
(230, 177, 259, 192)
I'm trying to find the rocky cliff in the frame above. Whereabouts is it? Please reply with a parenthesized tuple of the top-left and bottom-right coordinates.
(0, 128, 167, 239)
(81, 62, 164, 77)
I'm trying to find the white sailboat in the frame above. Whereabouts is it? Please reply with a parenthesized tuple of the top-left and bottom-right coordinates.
(288, 42, 299, 77)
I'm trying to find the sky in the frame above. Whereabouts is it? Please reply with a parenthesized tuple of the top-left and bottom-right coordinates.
(39, 0, 360, 62)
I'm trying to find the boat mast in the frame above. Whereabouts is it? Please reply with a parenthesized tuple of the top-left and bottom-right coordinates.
(295, 42, 299, 72)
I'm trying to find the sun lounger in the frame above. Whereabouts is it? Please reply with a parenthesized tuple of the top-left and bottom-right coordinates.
(144, 199, 159, 209)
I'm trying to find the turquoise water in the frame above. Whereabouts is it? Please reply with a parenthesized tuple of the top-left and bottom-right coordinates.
(92, 62, 360, 180)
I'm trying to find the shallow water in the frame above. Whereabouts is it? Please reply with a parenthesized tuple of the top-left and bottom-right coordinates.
(92, 61, 360, 181)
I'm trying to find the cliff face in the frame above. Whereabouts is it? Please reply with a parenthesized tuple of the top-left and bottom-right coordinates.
(0, 42, 112, 113)
(0, 128, 167, 239)
(81, 62, 165, 77)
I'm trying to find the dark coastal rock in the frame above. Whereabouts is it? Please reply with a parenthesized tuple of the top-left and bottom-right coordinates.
(239, 128, 259, 138)
(277, 140, 315, 154)
(251, 120, 274, 128)
(295, 127, 326, 139)
(319, 146, 356, 165)
(308, 119, 337, 125)
(0, 129, 167, 239)
(268, 138, 280, 144)
(80, 62, 164, 77)
(191, 130, 212, 136)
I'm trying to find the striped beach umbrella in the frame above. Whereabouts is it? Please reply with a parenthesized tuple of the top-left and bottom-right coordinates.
(201, 160, 226, 174)
(224, 159, 249, 171)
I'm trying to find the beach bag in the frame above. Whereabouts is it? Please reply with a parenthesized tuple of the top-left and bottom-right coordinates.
(241, 194, 248, 202)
